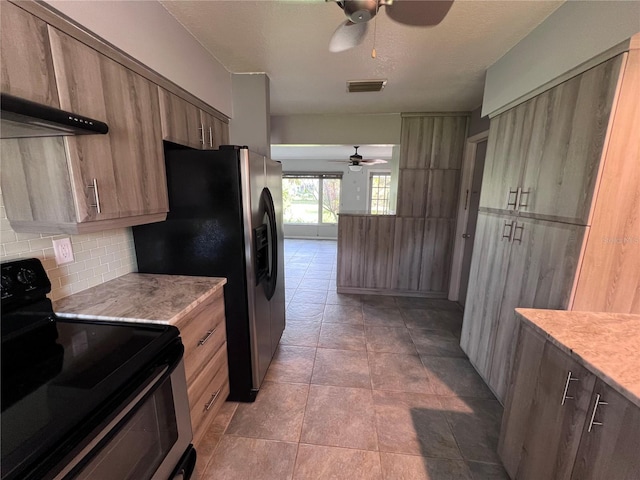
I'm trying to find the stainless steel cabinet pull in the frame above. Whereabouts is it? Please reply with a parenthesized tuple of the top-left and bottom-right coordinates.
(587, 394, 608, 432)
(518, 188, 530, 209)
(513, 224, 524, 244)
(507, 188, 520, 209)
(204, 388, 221, 411)
(209, 126, 213, 148)
(502, 222, 514, 241)
(561, 371, 579, 405)
(87, 178, 101, 214)
(464, 189, 470, 210)
(199, 123, 205, 145)
(197, 327, 217, 346)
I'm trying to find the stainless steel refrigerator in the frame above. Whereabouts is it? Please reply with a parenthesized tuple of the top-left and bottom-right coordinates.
(132, 145, 285, 402)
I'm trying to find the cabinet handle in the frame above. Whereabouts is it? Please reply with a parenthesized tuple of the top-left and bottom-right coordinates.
(209, 126, 213, 148)
(502, 221, 514, 241)
(561, 371, 579, 405)
(587, 393, 608, 432)
(204, 388, 221, 411)
(199, 123, 205, 145)
(513, 224, 524, 244)
(507, 188, 520, 210)
(87, 178, 101, 214)
(518, 188, 530, 209)
(197, 327, 217, 346)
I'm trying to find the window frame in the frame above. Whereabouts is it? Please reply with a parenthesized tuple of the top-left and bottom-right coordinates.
(368, 170, 392, 215)
(282, 172, 342, 225)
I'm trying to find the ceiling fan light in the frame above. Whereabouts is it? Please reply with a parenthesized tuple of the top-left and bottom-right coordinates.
(349, 164, 363, 172)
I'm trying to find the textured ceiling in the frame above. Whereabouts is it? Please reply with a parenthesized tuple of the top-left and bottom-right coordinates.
(271, 144, 394, 161)
(161, 0, 563, 116)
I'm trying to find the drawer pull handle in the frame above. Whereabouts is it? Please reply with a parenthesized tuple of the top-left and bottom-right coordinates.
(502, 221, 514, 241)
(205, 388, 221, 411)
(587, 393, 608, 432)
(199, 123, 205, 145)
(87, 178, 101, 214)
(561, 371, 579, 405)
(507, 188, 520, 209)
(518, 188, 530, 209)
(209, 126, 213, 148)
(513, 224, 524, 244)
(197, 327, 217, 346)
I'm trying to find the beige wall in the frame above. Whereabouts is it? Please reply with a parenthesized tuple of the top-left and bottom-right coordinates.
(43, 0, 233, 117)
(0, 189, 137, 301)
(271, 113, 402, 145)
(483, 1, 640, 117)
(230, 73, 271, 157)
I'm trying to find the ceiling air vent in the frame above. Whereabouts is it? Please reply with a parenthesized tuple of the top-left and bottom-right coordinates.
(347, 80, 387, 93)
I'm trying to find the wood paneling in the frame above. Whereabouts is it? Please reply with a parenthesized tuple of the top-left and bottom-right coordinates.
(572, 50, 640, 313)
(396, 169, 429, 217)
(391, 218, 425, 290)
(363, 216, 396, 289)
(400, 116, 435, 169)
(337, 215, 368, 288)
(418, 219, 455, 293)
(1, 1, 59, 107)
(158, 87, 203, 149)
(520, 55, 623, 224)
(426, 169, 460, 218)
(430, 116, 467, 169)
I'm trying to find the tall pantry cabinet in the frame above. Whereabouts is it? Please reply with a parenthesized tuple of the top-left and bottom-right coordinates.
(461, 46, 640, 402)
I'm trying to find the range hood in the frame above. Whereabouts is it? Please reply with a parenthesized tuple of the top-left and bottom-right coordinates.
(0, 93, 109, 139)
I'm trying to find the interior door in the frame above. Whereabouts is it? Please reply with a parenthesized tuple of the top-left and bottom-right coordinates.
(458, 139, 487, 306)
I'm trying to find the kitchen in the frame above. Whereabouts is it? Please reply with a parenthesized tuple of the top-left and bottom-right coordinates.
(2, 0, 637, 478)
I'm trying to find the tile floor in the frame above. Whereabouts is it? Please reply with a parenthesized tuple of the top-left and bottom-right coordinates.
(195, 239, 509, 480)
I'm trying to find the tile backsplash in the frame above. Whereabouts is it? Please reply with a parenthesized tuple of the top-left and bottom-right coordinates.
(0, 190, 137, 301)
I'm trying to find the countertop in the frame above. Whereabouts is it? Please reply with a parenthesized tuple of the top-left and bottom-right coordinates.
(54, 273, 226, 327)
(337, 212, 396, 217)
(516, 308, 640, 408)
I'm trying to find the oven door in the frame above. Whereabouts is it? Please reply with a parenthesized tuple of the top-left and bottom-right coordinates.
(55, 359, 193, 480)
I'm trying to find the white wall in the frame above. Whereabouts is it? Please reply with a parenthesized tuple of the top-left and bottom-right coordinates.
(483, 1, 640, 117)
(271, 113, 402, 145)
(43, 0, 233, 117)
(230, 73, 271, 157)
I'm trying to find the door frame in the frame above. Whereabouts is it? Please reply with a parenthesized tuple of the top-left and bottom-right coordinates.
(448, 130, 490, 301)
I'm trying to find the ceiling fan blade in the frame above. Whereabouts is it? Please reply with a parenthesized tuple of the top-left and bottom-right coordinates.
(385, 0, 453, 27)
(362, 159, 388, 165)
(329, 20, 368, 52)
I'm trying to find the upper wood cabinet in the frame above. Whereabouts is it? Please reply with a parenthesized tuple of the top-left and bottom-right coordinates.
(479, 55, 623, 225)
(0, 13, 168, 234)
(158, 87, 230, 150)
(0, 2, 58, 107)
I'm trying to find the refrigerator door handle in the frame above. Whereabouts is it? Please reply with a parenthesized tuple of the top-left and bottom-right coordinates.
(259, 187, 278, 301)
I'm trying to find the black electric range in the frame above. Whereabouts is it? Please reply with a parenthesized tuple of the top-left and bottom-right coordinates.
(1, 259, 195, 480)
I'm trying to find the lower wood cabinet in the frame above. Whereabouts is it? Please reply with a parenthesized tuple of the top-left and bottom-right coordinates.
(176, 288, 230, 446)
(499, 323, 640, 479)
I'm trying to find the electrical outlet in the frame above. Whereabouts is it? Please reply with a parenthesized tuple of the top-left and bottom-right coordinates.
(52, 238, 75, 265)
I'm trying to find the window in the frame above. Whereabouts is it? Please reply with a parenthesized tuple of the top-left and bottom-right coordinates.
(282, 173, 341, 224)
(369, 172, 392, 214)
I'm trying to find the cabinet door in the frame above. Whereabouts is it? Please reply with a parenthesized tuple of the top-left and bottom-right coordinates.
(519, 55, 623, 224)
(158, 88, 203, 149)
(489, 217, 585, 400)
(513, 341, 596, 480)
(459, 212, 512, 379)
(49, 27, 168, 220)
(200, 110, 229, 150)
(478, 102, 532, 211)
(571, 380, 640, 480)
(1, 2, 59, 107)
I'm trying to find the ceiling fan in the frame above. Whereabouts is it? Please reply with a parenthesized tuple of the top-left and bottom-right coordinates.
(331, 146, 388, 171)
(328, 0, 454, 53)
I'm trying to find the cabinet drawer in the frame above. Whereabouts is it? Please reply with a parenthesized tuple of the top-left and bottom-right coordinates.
(189, 344, 229, 443)
(180, 291, 226, 385)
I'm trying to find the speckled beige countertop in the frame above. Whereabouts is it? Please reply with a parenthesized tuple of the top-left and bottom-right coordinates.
(516, 308, 640, 408)
(54, 273, 226, 326)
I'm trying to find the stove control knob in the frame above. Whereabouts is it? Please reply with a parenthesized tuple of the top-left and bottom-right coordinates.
(17, 268, 37, 285)
(1, 274, 13, 293)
